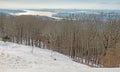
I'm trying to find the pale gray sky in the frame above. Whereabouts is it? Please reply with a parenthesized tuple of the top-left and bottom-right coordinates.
(0, 0, 120, 9)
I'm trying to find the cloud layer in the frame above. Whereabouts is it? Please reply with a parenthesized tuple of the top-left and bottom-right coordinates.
(0, 0, 120, 9)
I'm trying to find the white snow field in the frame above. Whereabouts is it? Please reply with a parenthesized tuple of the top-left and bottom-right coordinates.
(0, 41, 120, 72)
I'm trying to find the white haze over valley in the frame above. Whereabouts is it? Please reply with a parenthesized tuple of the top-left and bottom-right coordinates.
(11, 10, 61, 19)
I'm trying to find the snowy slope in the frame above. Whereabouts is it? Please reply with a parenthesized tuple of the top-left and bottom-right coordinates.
(0, 41, 120, 72)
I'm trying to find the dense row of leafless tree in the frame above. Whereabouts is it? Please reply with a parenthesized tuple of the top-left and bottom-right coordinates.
(0, 13, 120, 67)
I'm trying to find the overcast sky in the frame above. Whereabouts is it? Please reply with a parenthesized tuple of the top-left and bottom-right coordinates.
(0, 0, 120, 10)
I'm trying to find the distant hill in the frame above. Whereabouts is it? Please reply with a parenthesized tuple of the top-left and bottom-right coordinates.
(1, 9, 120, 20)
(0, 9, 25, 15)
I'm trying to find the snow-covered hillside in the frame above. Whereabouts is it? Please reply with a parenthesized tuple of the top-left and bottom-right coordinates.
(0, 41, 119, 72)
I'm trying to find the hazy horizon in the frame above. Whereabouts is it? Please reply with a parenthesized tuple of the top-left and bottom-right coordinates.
(0, 0, 120, 10)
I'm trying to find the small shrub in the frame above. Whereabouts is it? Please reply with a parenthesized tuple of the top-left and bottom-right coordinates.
(2, 36, 10, 42)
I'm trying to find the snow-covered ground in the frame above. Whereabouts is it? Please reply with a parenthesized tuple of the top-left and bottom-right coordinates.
(0, 41, 120, 72)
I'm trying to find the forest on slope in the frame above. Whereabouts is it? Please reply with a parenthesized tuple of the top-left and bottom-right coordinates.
(0, 13, 120, 67)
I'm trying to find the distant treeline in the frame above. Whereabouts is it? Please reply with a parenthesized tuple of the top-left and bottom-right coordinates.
(0, 13, 120, 67)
